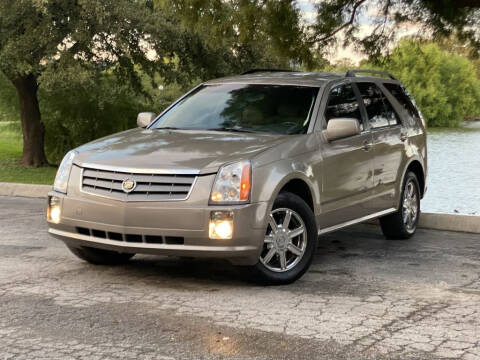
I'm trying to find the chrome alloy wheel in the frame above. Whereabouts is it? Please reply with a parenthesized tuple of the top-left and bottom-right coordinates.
(259, 208, 307, 272)
(402, 180, 419, 233)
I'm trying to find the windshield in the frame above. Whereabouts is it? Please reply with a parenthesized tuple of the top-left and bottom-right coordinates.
(150, 84, 319, 135)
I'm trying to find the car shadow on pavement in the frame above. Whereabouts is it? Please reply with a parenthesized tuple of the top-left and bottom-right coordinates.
(119, 256, 256, 286)
(82, 224, 389, 288)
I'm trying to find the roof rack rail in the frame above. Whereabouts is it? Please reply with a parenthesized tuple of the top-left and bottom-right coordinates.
(345, 69, 397, 80)
(241, 69, 296, 75)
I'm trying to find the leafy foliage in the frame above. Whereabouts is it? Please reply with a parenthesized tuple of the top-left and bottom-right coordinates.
(0, 68, 189, 163)
(0, 0, 194, 165)
(310, 0, 480, 60)
(0, 0, 318, 166)
(436, 34, 480, 78)
(154, 0, 316, 71)
(1, 0, 480, 167)
(0, 0, 208, 85)
(374, 40, 480, 127)
(0, 72, 18, 122)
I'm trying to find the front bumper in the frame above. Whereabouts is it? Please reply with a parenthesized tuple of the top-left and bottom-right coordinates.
(47, 190, 269, 265)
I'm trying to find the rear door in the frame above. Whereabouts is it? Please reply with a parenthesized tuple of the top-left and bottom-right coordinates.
(355, 81, 405, 212)
(317, 82, 375, 229)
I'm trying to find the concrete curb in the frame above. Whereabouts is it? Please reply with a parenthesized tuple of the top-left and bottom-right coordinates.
(419, 212, 480, 234)
(367, 212, 480, 235)
(367, 212, 480, 234)
(0, 182, 51, 198)
(1, 182, 479, 234)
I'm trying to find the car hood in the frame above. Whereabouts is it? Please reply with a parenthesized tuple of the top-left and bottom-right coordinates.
(74, 128, 287, 174)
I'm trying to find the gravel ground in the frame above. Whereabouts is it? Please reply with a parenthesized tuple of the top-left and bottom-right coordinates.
(1, 195, 479, 359)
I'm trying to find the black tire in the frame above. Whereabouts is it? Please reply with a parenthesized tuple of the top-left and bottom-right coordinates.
(251, 191, 318, 285)
(379, 171, 421, 240)
(67, 245, 135, 265)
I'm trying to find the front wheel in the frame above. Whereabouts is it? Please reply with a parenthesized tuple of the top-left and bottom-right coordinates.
(67, 245, 135, 265)
(379, 171, 421, 240)
(252, 192, 318, 285)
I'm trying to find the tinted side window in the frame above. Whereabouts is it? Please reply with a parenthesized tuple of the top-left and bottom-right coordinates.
(325, 83, 363, 130)
(357, 82, 400, 129)
(383, 83, 419, 119)
(382, 96, 400, 126)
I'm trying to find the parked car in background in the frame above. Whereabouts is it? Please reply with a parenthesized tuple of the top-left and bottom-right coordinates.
(47, 69, 427, 284)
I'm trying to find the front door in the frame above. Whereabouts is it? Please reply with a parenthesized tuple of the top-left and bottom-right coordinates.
(317, 82, 375, 230)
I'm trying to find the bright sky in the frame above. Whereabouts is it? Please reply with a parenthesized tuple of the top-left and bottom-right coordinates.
(296, 0, 364, 62)
(296, 0, 421, 64)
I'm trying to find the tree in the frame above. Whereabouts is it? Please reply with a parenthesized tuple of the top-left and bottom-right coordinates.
(322, 57, 357, 73)
(154, 0, 316, 71)
(375, 39, 480, 127)
(310, 0, 480, 60)
(436, 34, 480, 78)
(6, 0, 479, 166)
(0, 72, 18, 122)
(0, 0, 205, 166)
(0, 0, 317, 166)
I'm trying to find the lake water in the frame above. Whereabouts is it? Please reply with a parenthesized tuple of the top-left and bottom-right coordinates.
(421, 123, 480, 215)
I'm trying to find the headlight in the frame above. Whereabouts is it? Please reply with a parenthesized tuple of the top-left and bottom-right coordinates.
(53, 150, 77, 193)
(210, 160, 251, 204)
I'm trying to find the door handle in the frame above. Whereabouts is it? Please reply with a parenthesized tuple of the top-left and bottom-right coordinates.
(400, 133, 408, 142)
(362, 141, 372, 151)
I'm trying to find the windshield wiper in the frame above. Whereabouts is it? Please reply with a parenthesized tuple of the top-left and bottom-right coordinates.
(154, 126, 257, 133)
(153, 127, 187, 130)
(207, 127, 257, 133)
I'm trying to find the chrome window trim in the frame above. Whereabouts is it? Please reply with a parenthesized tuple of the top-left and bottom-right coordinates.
(150, 83, 321, 135)
(148, 83, 204, 129)
(316, 79, 367, 132)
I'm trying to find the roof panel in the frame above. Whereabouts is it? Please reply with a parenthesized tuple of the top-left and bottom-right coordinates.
(204, 71, 344, 87)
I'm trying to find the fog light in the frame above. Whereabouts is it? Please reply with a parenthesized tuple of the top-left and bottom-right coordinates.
(209, 211, 233, 240)
(47, 196, 61, 224)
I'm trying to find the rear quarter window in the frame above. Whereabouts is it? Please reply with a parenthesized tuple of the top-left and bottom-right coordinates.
(383, 83, 420, 120)
(356, 82, 400, 129)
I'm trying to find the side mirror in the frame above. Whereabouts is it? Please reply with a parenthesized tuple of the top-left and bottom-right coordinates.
(137, 112, 157, 128)
(324, 118, 361, 141)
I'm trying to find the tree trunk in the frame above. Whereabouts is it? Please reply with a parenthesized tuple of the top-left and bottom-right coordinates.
(12, 74, 49, 167)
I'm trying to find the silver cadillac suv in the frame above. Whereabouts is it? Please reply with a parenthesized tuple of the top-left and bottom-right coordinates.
(47, 69, 427, 284)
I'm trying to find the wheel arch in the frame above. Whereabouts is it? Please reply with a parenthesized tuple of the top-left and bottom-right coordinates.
(404, 160, 426, 198)
(270, 174, 318, 215)
(396, 159, 425, 209)
(279, 178, 315, 211)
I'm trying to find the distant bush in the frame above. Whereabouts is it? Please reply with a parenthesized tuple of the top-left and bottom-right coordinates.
(378, 40, 480, 127)
(40, 75, 144, 163)
(0, 71, 188, 164)
(0, 72, 19, 123)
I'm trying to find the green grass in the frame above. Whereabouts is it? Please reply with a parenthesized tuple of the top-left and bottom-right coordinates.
(0, 121, 57, 185)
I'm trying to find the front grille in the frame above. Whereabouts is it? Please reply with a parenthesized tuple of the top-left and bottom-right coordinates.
(76, 227, 184, 245)
(80, 167, 196, 201)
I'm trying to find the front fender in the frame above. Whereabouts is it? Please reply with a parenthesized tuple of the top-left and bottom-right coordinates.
(251, 159, 320, 221)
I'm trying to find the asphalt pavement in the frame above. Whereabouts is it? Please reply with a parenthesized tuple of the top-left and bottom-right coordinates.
(1, 195, 479, 359)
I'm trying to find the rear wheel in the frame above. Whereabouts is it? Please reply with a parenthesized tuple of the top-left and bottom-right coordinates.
(67, 245, 135, 265)
(252, 192, 317, 285)
(379, 171, 420, 240)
